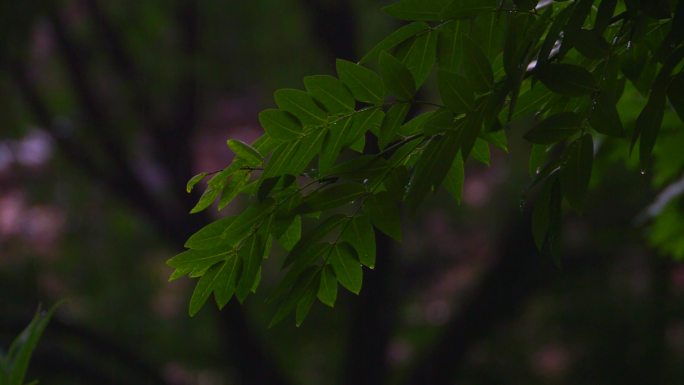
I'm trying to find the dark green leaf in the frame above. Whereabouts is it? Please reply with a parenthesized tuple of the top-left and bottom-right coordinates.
(438, 69, 474, 112)
(397, 30, 438, 87)
(329, 242, 363, 294)
(635, 95, 666, 167)
(535, 64, 598, 96)
(186, 172, 207, 193)
(264, 129, 327, 178)
(360, 21, 430, 64)
(382, 0, 452, 21)
(572, 29, 610, 59)
(589, 92, 624, 137)
(462, 36, 494, 93)
(514, 0, 538, 11)
(189, 262, 224, 316)
(278, 215, 302, 251)
(364, 192, 401, 240)
(304, 75, 355, 113)
(214, 255, 240, 308)
(284, 214, 347, 267)
(235, 233, 265, 302)
(227, 139, 263, 166)
(295, 285, 317, 327)
(560, 134, 594, 209)
(190, 186, 220, 214)
(274, 89, 328, 125)
(423, 108, 455, 135)
(399, 111, 434, 136)
(167, 248, 232, 280)
(379, 103, 410, 149)
(442, 0, 497, 19)
(185, 216, 237, 250)
(379, 51, 416, 100)
(342, 215, 376, 268)
(406, 131, 461, 210)
(317, 265, 338, 307)
(7, 304, 58, 385)
(437, 20, 464, 71)
(336, 59, 385, 105)
(295, 183, 367, 214)
(524, 112, 582, 144)
(470, 138, 490, 165)
(258, 109, 303, 140)
(443, 151, 464, 203)
(668, 73, 684, 122)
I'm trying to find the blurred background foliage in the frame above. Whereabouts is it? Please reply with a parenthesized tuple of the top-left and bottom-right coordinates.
(1, 0, 683, 384)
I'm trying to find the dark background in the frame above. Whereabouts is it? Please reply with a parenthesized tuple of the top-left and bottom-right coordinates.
(1, 1, 683, 384)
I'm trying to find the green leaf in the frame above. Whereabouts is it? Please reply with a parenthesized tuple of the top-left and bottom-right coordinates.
(185, 216, 237, 250)
(572, 29, 610, 59)
(667, 73, 684, 122)
(560, 134, 594, 209)
(437, 20, 464, 71)
(304, 75, 355, 113)
(296, 183, 367, 214)
(513, 0, 538, 11)
(588, 92, 624, 137)
(319, 109, 383, 173)
(462, 36, 493, 93)
(284, 214, 347, 267)
(360, 21, 430, 64)
(443, 151, 464, 203)
(264, 128, 327, 178)
(438, 69, 474, 113)
(348, 109, 384, 145)
(382, 0, 453, 21)
(186, 172, 208, 193)
(295, 285, 317, 327)
(379, 103, 410, 149)
(227, 139, 263, 166)
(269, 267, 319, 327)
(406, 131, 461, 210)
(190, 186, 220, 213)
(336, 59, 385, 105)
(258, 109, 303, 140)
(524, 112, 582, 144)
(364, 192, 401, 241)
(317, 265, 338, 307)
(7, 304, 58, 385)
(235, 233, 265, 302)
(189, 262, 224, 316)
(399, 111, 434, 136)
(423, 108, 455, 136)
(442, 0, 498, 19)
(278, 215, 302, 251)
(470, 138, 490, 166)
(214, 255, 240, 308)
(319, 117, 353, 174)
(531, 175, 562, 254)
(397, 30, 438, 87)
(342, 215, 376, 268)
(379, 51, 416, 100)
(274, 89, 328, 125)
(329, 242, 363, 294)
(635, 95, 666, 167)
(167, 248, 232, 280)
(535, 64, 598, 96)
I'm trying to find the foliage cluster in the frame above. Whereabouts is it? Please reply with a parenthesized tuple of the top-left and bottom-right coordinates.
(170, 0, 684, 325)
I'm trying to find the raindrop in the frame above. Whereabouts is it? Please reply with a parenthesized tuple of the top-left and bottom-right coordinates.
(626, 40, 633, 49)
(519, 198, 527, 211)
(362, 178, 369, 184)
(640, 169, 646, 175)
(535, 167, 541, 175)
